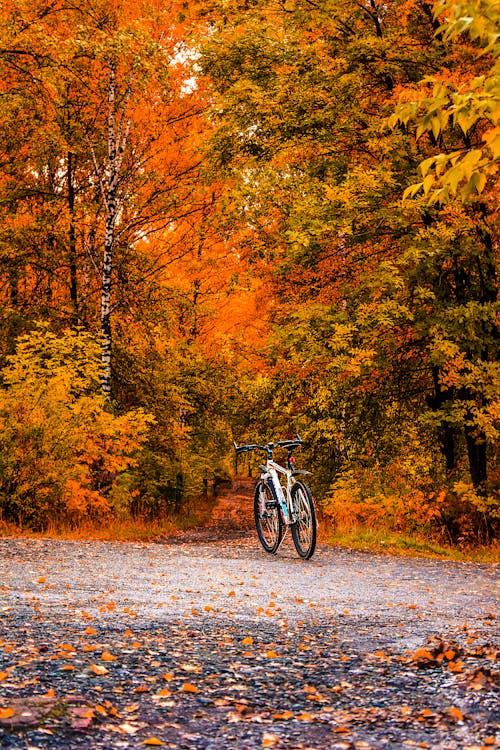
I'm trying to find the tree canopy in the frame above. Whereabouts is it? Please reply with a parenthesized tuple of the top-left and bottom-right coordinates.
(0, 0, 497, 541)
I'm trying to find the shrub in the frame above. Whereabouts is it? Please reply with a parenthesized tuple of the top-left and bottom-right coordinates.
(0, 325, 153, 530)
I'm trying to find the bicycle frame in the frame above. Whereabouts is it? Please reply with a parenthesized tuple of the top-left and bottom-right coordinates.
(259, 458, 295, 524)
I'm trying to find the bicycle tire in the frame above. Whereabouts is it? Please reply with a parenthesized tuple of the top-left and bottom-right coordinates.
(254, 480, 283, 554)
(291, 481, 317, 559)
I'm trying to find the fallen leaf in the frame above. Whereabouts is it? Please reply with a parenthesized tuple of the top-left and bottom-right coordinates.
(143, 739, 165, 746)
(0, 708, 15, 720)
(90, 664, 109, 676)
(412, 648, 434, 660)
(446, 706, 464, 722)
(118, 722, 141, 734)
(84, 627, 97, 635)
(242, 637, 254, 646)
(262, 732, 280, 747)
(101, 651, 117, 662)
(181, 682, 200, 693)
(273, 711, 293, 720)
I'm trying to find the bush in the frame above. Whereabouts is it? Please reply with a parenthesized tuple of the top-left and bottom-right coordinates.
(0, 325, 153, 530)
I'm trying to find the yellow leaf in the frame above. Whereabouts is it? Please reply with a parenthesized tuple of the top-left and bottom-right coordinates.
(181, 682, 199, 693)
(90, 664, 109, 676)
(266, 650, 280, 659)
(0, 707, 15, 719)
(143, 739, 165, 746)
(242, 636, 254, 645)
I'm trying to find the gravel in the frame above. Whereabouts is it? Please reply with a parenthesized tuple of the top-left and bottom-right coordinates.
(0, 534, 498, 749)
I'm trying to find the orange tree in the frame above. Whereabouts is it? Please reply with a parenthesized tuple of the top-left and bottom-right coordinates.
(199, 0, 499, 540)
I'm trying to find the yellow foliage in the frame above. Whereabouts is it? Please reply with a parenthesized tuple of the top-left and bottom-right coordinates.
(0, 326, 153, 530)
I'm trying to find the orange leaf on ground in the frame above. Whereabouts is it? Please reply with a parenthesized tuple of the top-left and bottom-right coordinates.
(242, 636, 254, 645)
(181, 682, 200, 693)
(90, 664, 109, 676)
(446, 706, 464, 721)
(84, 627, 97, 635)
(0, 708, 15, 719)
(411, 648, 434, 661)
(143, 739, 165, 746)
(262, 732, 280, 747)
(101, 651, 117, 661)
(273, 711, 294, 720)
(0, 672, 8, 681)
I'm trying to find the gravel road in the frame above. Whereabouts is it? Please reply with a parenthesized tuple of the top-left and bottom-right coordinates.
(0, 521, 498, 748)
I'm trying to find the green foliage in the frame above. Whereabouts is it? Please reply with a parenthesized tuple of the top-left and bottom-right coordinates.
(390, 0, 500, 203)
(0, 325, 153, 530)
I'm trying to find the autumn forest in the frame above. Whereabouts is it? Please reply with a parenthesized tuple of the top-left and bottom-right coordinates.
(0, 0, 498, 546)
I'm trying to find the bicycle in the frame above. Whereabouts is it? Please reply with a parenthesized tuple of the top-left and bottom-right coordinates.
(233, 435, 317, 559)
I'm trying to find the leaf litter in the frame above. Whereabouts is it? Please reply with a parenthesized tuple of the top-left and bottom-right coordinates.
(0, 534, 498, 749)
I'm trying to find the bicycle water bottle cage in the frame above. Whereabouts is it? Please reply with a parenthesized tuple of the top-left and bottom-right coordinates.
(258, 464, 267, 472)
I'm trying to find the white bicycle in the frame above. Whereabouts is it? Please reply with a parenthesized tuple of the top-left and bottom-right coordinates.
(234, 436, 317, 559)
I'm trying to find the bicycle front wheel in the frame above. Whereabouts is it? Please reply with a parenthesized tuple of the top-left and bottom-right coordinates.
(254, 481, 283, 554)
(291, 481, 317, 559)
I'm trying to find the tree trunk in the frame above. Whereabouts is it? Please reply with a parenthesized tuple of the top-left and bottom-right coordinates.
(428, 366, 458, 474)
(100, 61, 118, 397)
(67, 150, 79, 323)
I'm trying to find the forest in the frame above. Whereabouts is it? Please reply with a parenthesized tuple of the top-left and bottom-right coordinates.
(0, 0, 498, 547)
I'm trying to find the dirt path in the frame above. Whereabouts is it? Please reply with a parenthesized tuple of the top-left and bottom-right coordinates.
(0, 481, 498, 749)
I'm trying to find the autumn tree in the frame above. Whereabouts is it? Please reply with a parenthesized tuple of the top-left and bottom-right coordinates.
(200, 0, 499, 539)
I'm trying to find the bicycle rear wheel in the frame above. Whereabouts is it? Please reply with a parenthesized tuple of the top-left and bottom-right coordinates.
(291, 481, 317, 559)
(254, 481, 283, 554)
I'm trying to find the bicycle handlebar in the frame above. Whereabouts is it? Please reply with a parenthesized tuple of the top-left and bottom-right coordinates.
(233, 435, 303, 455)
